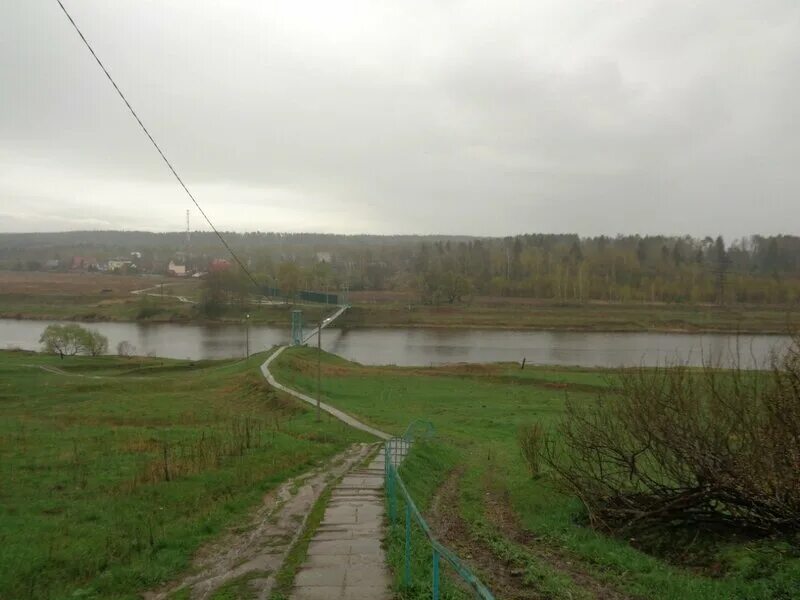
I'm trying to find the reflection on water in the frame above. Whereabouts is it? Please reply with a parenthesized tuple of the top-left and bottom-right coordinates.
(323, 328, 789, 369)
(0, 318, 789, 368)
(0, 319, 288, 361)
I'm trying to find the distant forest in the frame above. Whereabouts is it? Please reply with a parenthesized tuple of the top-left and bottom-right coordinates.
(2, 231, 800, 305)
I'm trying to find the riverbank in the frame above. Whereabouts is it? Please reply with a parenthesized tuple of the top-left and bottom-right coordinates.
(271, 347, 800, 599)
(3, 294, 798, 334)
(337, 301, 799, 334)
(1, 271, 797, 333)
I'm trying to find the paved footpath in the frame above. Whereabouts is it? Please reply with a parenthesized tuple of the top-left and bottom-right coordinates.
(260, 347, 394, 599)
(261, 348, 391, 441)
(291, 448, 391, 600)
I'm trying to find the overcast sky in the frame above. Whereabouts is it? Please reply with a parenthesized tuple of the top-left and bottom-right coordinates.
(2, 1, 798, 238)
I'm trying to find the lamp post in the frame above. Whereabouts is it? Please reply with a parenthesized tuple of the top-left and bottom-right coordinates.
(245, 313, 250, 358)
(316, 318, 322, 422)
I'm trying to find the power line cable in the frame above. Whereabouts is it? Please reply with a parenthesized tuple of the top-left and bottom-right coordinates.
(55, 0, 260, 288)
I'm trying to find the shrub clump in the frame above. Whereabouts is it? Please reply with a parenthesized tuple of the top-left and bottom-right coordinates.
(40, 324, 108, 358)
(518, 422, 544, 477)
(545, 338, 800, 537)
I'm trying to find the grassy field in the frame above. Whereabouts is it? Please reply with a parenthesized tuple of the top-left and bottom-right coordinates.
(0, 349, 372, 600)
(0, 272, 334, 326)
(272, 347, 800, 599)
(2, 271, 799, 333)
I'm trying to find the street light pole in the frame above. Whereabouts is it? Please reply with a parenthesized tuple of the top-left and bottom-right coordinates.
(316, 318, 322, 422)
(245, 313, 250, 358)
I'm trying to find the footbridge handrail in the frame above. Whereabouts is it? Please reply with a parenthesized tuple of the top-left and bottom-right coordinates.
(385, 425, 495, 600)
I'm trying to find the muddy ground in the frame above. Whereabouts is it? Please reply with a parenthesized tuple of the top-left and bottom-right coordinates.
(145, 442, 374, 600)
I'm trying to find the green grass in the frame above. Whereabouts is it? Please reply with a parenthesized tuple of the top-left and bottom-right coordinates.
(385, 441, 469, 599)
(0, 349, 372, 599)
(273, 347, 800, 600)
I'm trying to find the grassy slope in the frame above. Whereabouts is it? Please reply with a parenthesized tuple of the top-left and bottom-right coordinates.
(272, 347, 800, 600)
(0, 349, 372, 600)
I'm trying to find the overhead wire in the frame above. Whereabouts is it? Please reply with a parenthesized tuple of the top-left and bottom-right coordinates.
(54, 0, 261, 288)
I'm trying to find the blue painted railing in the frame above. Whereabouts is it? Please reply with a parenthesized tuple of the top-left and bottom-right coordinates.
(384, 422, 495, 599)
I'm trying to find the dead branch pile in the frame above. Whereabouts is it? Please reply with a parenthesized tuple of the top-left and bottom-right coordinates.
(545, 339, 800, 536)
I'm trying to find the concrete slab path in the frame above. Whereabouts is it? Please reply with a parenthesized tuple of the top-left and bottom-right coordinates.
(261, 347, 391, 441)
(291, 448, 391, 600)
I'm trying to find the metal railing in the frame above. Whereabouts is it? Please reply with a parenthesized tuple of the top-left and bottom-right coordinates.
(384, 422, 495, 600)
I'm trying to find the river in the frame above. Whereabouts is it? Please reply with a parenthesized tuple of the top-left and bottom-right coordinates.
(0, 318, 790, 368)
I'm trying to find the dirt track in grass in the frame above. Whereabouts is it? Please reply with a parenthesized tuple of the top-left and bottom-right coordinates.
(426, 468, 633, 600)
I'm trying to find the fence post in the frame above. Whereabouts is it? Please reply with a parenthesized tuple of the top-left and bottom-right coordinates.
(404, 502, 411, 588)
(390, 464, 397, 524)
(432, 548, 440, 600)
(384, 442, 389, 491)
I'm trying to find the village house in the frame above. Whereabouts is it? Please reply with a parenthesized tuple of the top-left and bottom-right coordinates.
(107, 258, 135, 272)
(209, 258, 231, 273)
(71, 256, 98, 271)
(167, 260, 187, 277)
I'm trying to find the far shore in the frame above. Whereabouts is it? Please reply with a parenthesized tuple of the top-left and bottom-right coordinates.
(1, 303, 797, 335)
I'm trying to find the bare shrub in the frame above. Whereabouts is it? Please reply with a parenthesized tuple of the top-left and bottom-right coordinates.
(545, 337, 800, 536)
(82, 329, 108, 356)
(518, 423, 544, 477)
(128, 417, 272, 488)
(116, 340, 136, 357)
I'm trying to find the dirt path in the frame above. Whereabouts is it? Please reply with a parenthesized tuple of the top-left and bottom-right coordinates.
(145, 443, 374, 600)
(131, 283, 196, 305)
(427, 469, 632, 600)
(23, 363, 105, 378)
(482, 482, 632, 600)
(428, 468, 546, 599)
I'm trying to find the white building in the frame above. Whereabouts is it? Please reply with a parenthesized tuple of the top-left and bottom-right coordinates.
(168, 260, 187, 277)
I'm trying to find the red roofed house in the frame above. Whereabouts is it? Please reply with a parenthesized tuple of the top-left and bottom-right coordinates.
(209, 258, 232, 273)
(71, 256, 98, 271)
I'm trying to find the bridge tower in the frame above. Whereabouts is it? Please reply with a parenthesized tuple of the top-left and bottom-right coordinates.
(291, 310, 303, 346)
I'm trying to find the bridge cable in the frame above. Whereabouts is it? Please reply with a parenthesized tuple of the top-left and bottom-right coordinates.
(54, 0, 260, 288)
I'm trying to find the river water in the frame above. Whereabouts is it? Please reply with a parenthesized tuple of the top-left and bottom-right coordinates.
(0, 318, 790, 368)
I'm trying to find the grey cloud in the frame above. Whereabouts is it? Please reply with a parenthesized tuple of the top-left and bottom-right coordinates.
(1, 0, 799, 237)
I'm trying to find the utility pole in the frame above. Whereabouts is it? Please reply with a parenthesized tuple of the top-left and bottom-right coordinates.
(316, 319, 322, 422)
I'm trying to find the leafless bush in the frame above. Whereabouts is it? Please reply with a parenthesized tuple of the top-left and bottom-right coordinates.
(545, 337, 800, 537)
(116, 340, 136, 357)
(518, 422, 544, 477)
(127, 417, 272, 488)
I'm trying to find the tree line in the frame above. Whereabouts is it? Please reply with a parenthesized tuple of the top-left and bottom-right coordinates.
(221, 234, 800, 306)
(4, 231, 800, 305)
